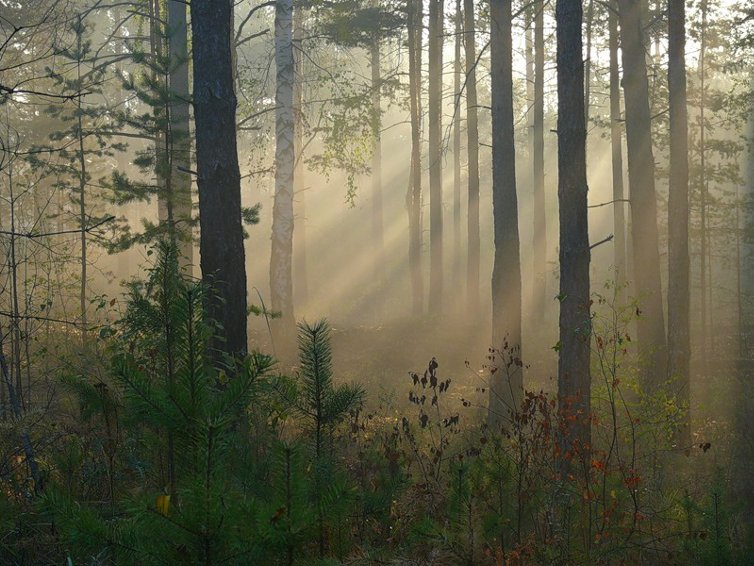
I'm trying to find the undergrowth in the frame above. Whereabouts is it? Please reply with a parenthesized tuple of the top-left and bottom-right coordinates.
(0, 244, 750, 565)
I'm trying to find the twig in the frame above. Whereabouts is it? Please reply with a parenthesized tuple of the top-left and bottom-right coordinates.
(590, 234, 614, 250)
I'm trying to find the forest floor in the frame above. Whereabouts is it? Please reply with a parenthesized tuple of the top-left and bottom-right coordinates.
(249, 317, 560, 414)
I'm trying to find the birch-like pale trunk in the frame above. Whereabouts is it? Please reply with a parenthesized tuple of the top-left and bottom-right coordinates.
(271, 0, 296, 353)
(293, 5, 308, 309)
(168, 0, 193, 272)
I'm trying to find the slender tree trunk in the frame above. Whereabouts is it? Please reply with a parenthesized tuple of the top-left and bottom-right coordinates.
(698, 0, 709, 367)
(453, 0, 462, 303)
(532, 0, 546, 325)
(428, 0, 444, 313)
(152, 0, 174, 246)
(190, 0, 248, 358)
(556, 0, 591, 455)
(667, 0, 690, 442)
(464, 0, 480, 317)
(370, 22, 385, 288)
(76, 45, 88, 343)
(168, 0, 193, 272)
(489, 0, 523, 425)
(525, 5, 535, 329)
(293, 6, 308, 309)
(8, 157, 23, 407)
(608, 1, 626, 282)
(584, 0, 594, 129)
(407, 0, 424, 315)
(618, 0, 667, 386)
(271, 0, 296, 355)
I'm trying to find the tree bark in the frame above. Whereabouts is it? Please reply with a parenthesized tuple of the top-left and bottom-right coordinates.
(190, 0, 248, 358)
(532, 0, 546, 325)
(698, 0, 709, 367)
(556, 0, 591, 455)
(453, 0, 462, 303)
(667, 0, 690, 442)
(608, 1, 626, 283)
(293, 6, 308, 310)
(370, 18, 385, 288)
(428, 0, 444, 313)
(464, 0, 480, 317)
(618, 0, 667, 386)
(168, 0, 193, 272)
(490, 0, 523, 425)
(271, 0, 296, 355)
(407, 0, 424, 316)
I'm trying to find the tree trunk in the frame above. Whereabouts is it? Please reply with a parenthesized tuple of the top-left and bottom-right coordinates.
(190, 0, 248, 358)
(293, 6, 308, 310)
(667, 0, 690, 442)
(453, 0, 462, 303)
(271, 0, 296, 356)
(428, 0, 444, 313)
(464, 0, 480, 318)
(584, 0, 594, 129)
(608, 1, 626, 283)
(698, 0, 709, 367)
(490, 0, 523, 425)
(618, 0, 667, 386)
(556, 0, 591, 455)
(370, 22, 385, 288)
(532, 0, 546, 325)
(407, 0, 424, 316)
(168, 0, 193, 272)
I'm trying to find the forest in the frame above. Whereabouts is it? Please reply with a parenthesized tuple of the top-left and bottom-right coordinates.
(0, 0, 753, 563)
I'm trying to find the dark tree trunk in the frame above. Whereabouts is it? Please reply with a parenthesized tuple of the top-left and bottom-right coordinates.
(407, 0, 424, 315)
(532, 0, 546, 325)
(556, 0, 591, 453)
(428, 0, 444, 313)
(490, 0, 523, 425)
(608, 1, 626, 283)
(667, 0, 690, 442)
(464, 0, 480, 318)
(618, 0, 667, 386)
(168, 0, 193, 272)
(190, 0, 248, 357)
(584, 0, 594, 129)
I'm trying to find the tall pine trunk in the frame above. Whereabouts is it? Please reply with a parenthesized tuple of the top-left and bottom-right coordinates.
(428, 0, 444, 313)
(608, 1, 626, 282)
(556, 0, 591, 454)
(698, 0, 709, 366)
(532, 0, 546, 325)
(293, 5, 308, 311)
(370, 19, 385, 288)
(190, 0, 248, 357)
(453, 0, 462, 302)
(464, 0, 480, 317)
(667, 0, 690, 441)
(618, 0, 667, 386)
(407, 0, 424, 315)
(271, 0, 296, 355)
(489, 0, 522, 425)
